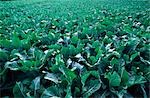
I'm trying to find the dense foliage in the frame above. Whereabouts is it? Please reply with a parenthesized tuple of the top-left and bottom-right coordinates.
(0, 0, 150, 97)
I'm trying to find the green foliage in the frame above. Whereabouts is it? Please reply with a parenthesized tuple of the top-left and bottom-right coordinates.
(0, 0, 149, 97)
(105, 71, 121, 87)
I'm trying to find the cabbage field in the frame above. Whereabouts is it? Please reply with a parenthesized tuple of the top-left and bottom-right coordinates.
(0, 0, 150, 97)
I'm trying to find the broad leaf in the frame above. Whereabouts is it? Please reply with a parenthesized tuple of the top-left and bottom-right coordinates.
(106, 71, 121, 87)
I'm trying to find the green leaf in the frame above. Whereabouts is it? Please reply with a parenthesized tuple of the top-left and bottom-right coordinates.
(20, 60, 33, 71)
(0, 39, 11, 48)
(42, 49, 54, 63)
(106, 31, 114, 37)
(92, 40, 100, 48)
(12, 33, 21, 48)
(71, 36, 79, 44)
(81, 71, 100, 87)
(121, 68, 129, 85)
(83, 79, 101, 98)
(13, 82, 26, 98)
(89, 56, 97, 64)
(65, 86, 72, 98)
(107, 71, 121, 87)
(0, 49, 8, 61)
(127, 75, 146, 87)
(41, 86, 61, 98)
(59, 66, 76, 84)
(61, 47, 69, 57)
(21, 39, 31, 50)
(123, 25, 132, 33)
(125, 38, 140, 54)
(130, 52, 139, 62)
(96, 49, 103, 60)
(33, 49, 44, 60)
(81, 72, 91, 87)
(123, 54, 130, 64)
(110, 57, 119, 66)
(69, 45, 77, 56)
(55, 54, 64, 65)
(48, 44, 61, 50)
